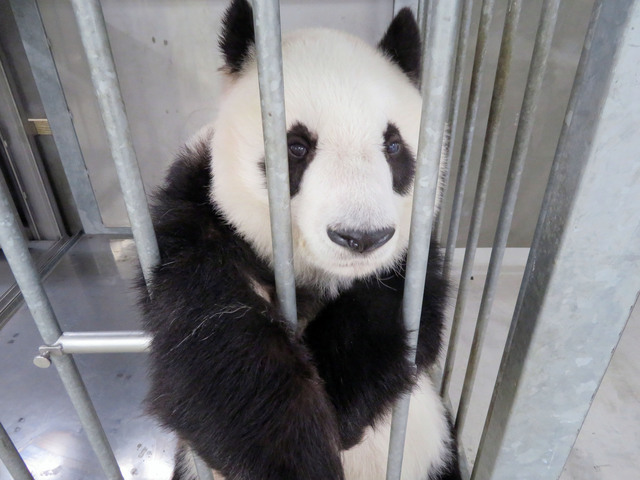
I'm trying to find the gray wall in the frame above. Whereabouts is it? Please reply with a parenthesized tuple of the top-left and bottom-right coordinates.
(35, 0, 595, 246)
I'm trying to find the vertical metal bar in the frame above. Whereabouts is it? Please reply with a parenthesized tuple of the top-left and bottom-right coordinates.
(440, 0, 500, 397)
(192, 450, 215, 480)
(417, 0, 429, 24)
(442, 0, 497, 280)
(66, 5, 215, 477)
(417, 0, 433, 63)
(0, 57, 63, 240)
(252, 0, 298, 327)
(435, 0, 474, 241)
(8, 0, 107, 236)
(472, 0, 640, 477)
(0, 181, 124, 480)
(442, 0, 523, 399)
(456, 0, 561, 434)
(0, 422, 33, 480)
(68, 0, 160, 285)
(393, 0, 420, 16)
(385, 1, 463, 479)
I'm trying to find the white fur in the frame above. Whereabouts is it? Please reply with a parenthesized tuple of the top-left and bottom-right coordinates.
(341, 374, 452, 480)
(209, 28, 431, 293)
(199, 374, 452, 480)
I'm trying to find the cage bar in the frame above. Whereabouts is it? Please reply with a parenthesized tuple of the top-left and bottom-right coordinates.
(0, 180, 124, 480)
(251, 0, 298, 328)
(472, 0, 640, 477)
(393, 0, 420, 16)
(455, 0, 561, 434)
(68, 0, 159, 285)
(443, 0, 523, 402)
(192, 451, 215, 480)
(385, 1, 463, 479)
(442, 0, 496, 279)
(0, 51, 62, 240)
(65, 4, 219, 478)
(8, 0, 110, 236)
(0, 422, 33, 480)
(417, 0, 431, 42)
(440, 0, 501, 397)
(435, 0, 474, 241)
(53, 331, 151, 355)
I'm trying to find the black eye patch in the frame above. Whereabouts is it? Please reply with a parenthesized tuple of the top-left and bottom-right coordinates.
(383, 123, 415, 195)
(259, 123, 317, 197)
(287, 123, 317, 197)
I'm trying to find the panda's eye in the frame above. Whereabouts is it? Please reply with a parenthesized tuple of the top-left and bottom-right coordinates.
(386, 141, 402, 156)
(288, 142, 308, 159)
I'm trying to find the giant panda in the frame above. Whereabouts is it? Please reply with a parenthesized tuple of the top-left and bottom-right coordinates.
(140, 1, 461, 479)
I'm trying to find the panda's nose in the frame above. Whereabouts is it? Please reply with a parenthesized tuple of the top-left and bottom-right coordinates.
(327, 227, 395, 253)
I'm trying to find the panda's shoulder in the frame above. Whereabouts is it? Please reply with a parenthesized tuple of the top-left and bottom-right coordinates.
(151, 140, 238, 261)
(155, 140, 213, 209)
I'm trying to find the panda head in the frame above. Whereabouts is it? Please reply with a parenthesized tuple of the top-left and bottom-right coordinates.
(210, 0, 429, 292)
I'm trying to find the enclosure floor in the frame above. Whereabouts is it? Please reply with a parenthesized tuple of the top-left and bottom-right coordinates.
(446, 249, 640, 480)
(0, 236, 637, 479)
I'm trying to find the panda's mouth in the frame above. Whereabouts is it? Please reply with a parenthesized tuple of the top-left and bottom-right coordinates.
(326, 247, 399, 276)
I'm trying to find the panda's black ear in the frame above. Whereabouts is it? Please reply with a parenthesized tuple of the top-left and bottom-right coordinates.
(378, 8, 421, 84)
(219, 0, 255, 74)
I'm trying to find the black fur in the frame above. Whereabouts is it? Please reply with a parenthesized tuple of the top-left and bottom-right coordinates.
(304, 251, 447, 449)
(287, 122, 317, 196)
(378, 8, 422, 84)
(384, 122, 416, 195)
(219, 0, 255, 74)
(140, 142, 459, 479)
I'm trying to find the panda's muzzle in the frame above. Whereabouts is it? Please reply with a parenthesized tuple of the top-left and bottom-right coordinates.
(327, 227, 395, 254)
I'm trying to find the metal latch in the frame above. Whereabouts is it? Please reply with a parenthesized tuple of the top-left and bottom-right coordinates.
(33, 344, 63, 368)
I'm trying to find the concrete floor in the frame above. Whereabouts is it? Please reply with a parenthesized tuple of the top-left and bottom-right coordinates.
(446, 249, 640, 480)
(0, 237, 638, 479)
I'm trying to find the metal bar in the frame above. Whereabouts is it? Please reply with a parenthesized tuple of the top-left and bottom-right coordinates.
(0, 180, 124, 479)
(440, 0, 499, 397)
(435, 0, 474, 241)
(393, 0, 420, 16)
(472, 0, 640, 477)
(192, 450, 215, 480)
(252, 0, 298, 328)
(68, 0, 160, 286)
(417, 0, 429, 25)
(442, 0, 497, 280)
(417, 0, 433, 64)
(52, 355, 126, 478)
(443, 0, 524, 400)
(0, 422, 34, 480)
(456, 0, 560, 435)
(0, 233, 80, 329)
(55, 331, 151, 354)
(0, 58, 63, 240)
(385, 1, 463, 479)
(9, 0, 107, 236)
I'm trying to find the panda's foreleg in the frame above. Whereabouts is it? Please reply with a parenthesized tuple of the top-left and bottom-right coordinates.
(303, 271, 415, 450)
(340, 374, 456, 480)
(144, 270, 345, 480)
(304, 248, 460, 479)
